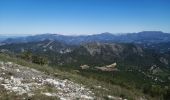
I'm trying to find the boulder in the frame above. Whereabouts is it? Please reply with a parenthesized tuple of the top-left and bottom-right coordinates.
(80, 65, 90, 69)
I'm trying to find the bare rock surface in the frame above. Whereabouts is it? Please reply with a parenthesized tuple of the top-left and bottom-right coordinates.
(0, 61, 94, 100)
(95, 63, 118, 72)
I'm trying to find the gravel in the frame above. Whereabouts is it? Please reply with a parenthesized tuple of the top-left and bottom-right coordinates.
(0, 61, 94, 100)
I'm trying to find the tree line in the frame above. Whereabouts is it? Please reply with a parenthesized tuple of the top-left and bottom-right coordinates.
(20, 51, 48, 65)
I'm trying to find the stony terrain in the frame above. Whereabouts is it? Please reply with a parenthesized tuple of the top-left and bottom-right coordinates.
(0, 61, 94, 100)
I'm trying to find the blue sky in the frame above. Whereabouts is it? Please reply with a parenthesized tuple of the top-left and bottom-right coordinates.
(0, 0, 170, 35)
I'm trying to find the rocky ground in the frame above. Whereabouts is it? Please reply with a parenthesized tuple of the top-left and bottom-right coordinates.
(0, 61, 94, 100)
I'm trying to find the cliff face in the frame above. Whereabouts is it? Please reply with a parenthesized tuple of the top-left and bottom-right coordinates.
(82, 42, 144, 60)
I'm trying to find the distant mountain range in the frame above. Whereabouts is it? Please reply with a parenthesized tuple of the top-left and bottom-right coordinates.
(2, 31, 170, 45)
(0, 34, 29, 42)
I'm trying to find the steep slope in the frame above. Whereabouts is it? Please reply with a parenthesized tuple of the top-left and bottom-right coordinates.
(141, 42, 170, 53)
(66, 42, 145, 66)
(0, 61, 94, 100)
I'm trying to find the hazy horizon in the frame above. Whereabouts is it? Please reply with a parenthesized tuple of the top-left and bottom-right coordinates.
(0, 30, 170, 37)
(0, 0, 170, 35)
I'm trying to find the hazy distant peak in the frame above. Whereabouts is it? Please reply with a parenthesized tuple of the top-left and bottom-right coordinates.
(99, 32, 113, 35)
(139, 31, 164, 34)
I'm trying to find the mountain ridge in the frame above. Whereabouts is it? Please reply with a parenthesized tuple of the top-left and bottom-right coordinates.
(2, 31, 170, 45)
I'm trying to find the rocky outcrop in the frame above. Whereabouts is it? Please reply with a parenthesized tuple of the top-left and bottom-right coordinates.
(105, 63, 117, 68)
(83, 42, 144, 60)
(83, 42, 124, 56)
(80, 65, 90, 69)
(0, 61, 94, 99)
(149, 65, 163, 74)
(160, 57, 169, 65)
(95, 63, 117, 72)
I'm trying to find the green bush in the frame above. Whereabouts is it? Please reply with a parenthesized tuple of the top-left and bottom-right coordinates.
(32, 55, 48, 65)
